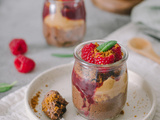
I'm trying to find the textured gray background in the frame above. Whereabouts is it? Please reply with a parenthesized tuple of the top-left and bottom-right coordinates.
(0, 0, 130, 98)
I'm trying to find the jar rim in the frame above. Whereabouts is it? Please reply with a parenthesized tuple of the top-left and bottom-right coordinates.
(74, 40, 128, 68)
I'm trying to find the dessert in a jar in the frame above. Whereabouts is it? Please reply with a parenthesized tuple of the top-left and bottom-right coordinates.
(72, 40, 128, 120)
(42, 0, 86, 47)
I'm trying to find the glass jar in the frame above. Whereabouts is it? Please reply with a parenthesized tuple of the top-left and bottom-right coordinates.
(72, 40, 128, 120)
(42, 0, 86, 47)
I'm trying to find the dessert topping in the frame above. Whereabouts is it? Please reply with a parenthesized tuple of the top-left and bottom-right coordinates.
(95, 53, 115, 65)
(81, 43, 96, 63)
(31, 91, 41, 113)
(81, 41, 123, 65)
(112, 43, 123, 61)
(96, 40, 117, 52)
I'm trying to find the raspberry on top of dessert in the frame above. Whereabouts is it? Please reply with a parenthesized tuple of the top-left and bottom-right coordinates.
(81, 41, 123, 65)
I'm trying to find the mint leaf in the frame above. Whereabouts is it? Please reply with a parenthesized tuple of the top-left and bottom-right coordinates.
(97, 41, 117, 52)
(96, 41, 110, 51)
(51, 53, 73, 57)
(0, 81, 17, 93)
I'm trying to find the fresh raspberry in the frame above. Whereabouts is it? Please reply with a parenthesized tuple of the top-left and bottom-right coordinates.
(9, 38, 27, 56)
(95, 53, 115, 65)
(14, 55, 35, 73)
(81, 43, 96, 63)
(112, 43, 122, 62)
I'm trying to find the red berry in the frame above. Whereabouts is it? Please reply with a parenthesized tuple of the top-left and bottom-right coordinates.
(112, 43, 122, 62)
(95, 53, 115, 65)
(81, 43, 96, 63)
(14, 55, 35, 73)
(9, 38, 27, 56)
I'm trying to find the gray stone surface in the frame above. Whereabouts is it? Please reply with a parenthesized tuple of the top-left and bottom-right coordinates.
(0, 0, 130, 98)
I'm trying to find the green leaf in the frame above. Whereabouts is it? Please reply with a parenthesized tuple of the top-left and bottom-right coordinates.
(0, 81, 17, 93)
(96, 41, 117, 52)
(96, 41, 110, 51)
(51, 53, 73, 58)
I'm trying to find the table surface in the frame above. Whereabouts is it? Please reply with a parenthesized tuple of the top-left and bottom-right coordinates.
(0, 0, 130, 98)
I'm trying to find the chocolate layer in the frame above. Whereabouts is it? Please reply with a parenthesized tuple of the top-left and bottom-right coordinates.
(72, 61, 128, 119)
(43, 20, 85, 47)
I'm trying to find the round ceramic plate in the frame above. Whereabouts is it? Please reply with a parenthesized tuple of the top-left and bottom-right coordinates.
(25, 63, 156, 120)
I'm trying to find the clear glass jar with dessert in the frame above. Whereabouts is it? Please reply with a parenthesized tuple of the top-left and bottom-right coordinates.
(72, 40, 128, 120)
(42, 0, 86, 47)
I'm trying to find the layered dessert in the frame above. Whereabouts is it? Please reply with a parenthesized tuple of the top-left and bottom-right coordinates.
(42, 90, 68, 120)
(72, 41, 128, 120)
(43, 0, 86, 47)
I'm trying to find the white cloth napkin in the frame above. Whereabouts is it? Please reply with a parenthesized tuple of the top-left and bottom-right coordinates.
(0, 22, 160, 120)
(131, 0, 160, 40)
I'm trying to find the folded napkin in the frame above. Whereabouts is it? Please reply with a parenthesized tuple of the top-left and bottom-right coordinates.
(0, 86, 29, 120)
(0, 23, 160, 120)
(131, 0, 160, 40)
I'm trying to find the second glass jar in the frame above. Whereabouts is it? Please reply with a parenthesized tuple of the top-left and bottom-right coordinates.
(42, 0, 86, 47)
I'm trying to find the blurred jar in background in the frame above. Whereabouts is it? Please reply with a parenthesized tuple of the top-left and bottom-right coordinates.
(92, 0, 143, 14)
(43, 0, 86, 47)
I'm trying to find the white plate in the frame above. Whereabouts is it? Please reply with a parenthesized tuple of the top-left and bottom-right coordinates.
(25, 63, 156, 120)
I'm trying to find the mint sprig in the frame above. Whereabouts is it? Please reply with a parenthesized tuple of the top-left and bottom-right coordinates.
(0, 81, 17, 93)
(97, 41, 117, 52)
(51, 53, 73, 58)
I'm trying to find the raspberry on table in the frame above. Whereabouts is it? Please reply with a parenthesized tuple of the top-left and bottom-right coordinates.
(81, 43, 96, 63)
(9, 38, 27, 56)
(14, 55, 35, 73)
